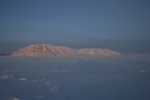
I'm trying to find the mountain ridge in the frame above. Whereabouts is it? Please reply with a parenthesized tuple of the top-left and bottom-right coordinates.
(11, 44, 121, 56)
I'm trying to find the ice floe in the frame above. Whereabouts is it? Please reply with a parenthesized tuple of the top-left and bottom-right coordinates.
(18, 77, 27, 80)
(10, 97, 20, 100)
(0, 75, 14, 79)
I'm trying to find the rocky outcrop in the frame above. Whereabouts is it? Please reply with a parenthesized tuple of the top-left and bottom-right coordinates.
(11, 44, 121, 56)
(11, 44, 76, 56)
(77, 48, 120, 56)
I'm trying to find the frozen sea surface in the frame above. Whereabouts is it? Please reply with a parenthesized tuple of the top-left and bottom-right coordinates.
(0, 55, 150, 100)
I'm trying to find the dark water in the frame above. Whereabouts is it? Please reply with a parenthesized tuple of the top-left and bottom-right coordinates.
(0, 55, 150, 100)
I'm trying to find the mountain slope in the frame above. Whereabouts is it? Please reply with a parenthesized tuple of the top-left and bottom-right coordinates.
(11, 44, 76, 56)
(11, 44, 121, 56)
(77, 48, 120, 56)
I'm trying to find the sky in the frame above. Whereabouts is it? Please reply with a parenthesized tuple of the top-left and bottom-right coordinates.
(0, 0, 150, 53)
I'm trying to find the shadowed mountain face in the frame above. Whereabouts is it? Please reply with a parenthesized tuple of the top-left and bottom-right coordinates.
(11, 44, 121, 56)
(0, 52, 5, 56)
(0, 52, 10, 56)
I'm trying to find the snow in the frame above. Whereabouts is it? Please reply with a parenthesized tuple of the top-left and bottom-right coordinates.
(0, 55, 150, 100)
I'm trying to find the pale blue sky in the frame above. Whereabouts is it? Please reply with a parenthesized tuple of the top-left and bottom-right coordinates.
(0, 0, 150, 53)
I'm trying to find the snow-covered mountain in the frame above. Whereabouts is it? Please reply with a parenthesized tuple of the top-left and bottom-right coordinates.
(11, 44, 121, 56)
(11, 44, 76, 56)
(77, 48, 120, 56)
